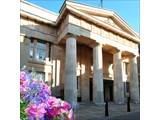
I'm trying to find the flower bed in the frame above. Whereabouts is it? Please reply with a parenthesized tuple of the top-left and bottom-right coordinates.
(20, 71, 74, 120)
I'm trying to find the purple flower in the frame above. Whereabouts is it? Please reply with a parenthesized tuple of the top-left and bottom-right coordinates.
(20, 70, 74, 120)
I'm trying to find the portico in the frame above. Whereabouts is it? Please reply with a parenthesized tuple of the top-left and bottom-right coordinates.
(56, 2, 140, 105)
(61, 32, 139, 106)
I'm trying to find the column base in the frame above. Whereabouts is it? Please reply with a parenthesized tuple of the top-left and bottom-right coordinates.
(94, 102, 105, 106)
(114, 101, 125, 105)
(64, 89, 77, 107)
(131, 100, 140, 104)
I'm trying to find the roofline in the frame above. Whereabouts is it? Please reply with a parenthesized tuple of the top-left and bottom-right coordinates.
(112, 13, 139, 38)
(66, 5, 140, 43)
(66, 0, 114, 16)
(20, 11, 56, 26)
(20, 0, 140, 42)
(65, 0, 139, 38)
(66, 0, 114, 14)
(20, 0, 58, 26)
(59, 0, 67, 14)
(21, 0, 58, 16)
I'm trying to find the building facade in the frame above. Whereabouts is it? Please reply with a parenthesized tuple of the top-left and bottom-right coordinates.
(20, 0, 140, 106)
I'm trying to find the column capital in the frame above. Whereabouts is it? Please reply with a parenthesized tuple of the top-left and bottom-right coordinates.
(92, 43, 103, 48)
(113, 49, 123, 60)
(111, 47, 124, 54)
(128, 53, 138, 59)
(33, 39, 38, 43)
(66, 33, 78, 39)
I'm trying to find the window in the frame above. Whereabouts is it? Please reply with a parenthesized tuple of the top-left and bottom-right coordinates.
(29, 39, 50, 62)
(28, 70, 45, 81)
(36, 42, 46, 61)
(35, 71, 45, 81)
(29, 42, 34, 58)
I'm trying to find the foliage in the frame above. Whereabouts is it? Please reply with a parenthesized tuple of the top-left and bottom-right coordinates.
(20, 99, 28, 120)
(20, 70, 74, 120)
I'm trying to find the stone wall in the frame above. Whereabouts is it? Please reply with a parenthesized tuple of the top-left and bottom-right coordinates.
(20, 35, 30, 68)
(20, 16, 57, 43)
(77, 45, 92, 101)
(51, 45, 65, 97)
(103, 52, 113, 79)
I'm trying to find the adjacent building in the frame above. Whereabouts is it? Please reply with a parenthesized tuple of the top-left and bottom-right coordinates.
(20, 0, 140, 106)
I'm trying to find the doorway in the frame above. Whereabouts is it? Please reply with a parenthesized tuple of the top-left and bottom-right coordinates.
(89, 78, 113, 102)
(104, 80, 113, 102)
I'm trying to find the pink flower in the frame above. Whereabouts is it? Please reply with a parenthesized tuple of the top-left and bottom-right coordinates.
(20, 71, 29, 93)
(20, 83, 27, 93)
(20, 71, 26, 80)
(60, 101, 74, 120)
(20, 78, 29, 94)
(25, 103, 46, 119)
(67, 109, 74, 120)
(60, 101, 71, 114)
(61, 101, 71, 110)
(46, 97, 62, 117)
(46, 97, 61, 107)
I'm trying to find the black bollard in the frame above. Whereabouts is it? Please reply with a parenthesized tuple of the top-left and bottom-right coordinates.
(127, 97, 131, 112)
(105, 100, 109, 116)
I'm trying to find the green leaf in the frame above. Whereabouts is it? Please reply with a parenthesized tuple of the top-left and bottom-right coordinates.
(20, 99, 28, 120)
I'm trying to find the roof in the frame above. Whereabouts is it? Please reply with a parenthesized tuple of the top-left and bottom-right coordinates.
(20, 0, 140, 43)
(20, 0, 58, 24)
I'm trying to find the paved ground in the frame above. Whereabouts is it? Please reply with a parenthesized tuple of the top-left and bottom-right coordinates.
(105, 112, 140, 120)
(74, 102, 140, 120)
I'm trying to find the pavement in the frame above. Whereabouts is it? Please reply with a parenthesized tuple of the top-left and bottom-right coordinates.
(74, 102, 140, 120)
(105, 112, 140, 120)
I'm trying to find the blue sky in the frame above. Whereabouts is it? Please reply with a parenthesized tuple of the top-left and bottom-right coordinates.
(27, 0, 140, 33)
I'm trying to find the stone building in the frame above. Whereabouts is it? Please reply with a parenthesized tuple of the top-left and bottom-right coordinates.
(20, 0, 140, 106)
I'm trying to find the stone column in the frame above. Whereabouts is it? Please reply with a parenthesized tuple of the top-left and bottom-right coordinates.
(64, 35, 77, 107)
(93, 44, 104, 104)
(129, 55, 140, 103)
(113, 50, 125, 104)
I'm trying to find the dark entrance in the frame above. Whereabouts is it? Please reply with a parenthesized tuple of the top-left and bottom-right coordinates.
(89, 78, 113, 102)
(89, 78, 93, 101)
(104, 80, 113, 101)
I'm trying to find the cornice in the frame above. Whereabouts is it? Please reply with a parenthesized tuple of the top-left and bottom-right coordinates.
(66, 5, 140, 43)
(20, 0, 140, 43)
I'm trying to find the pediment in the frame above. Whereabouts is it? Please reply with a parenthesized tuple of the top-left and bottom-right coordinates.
(66, 1, 139, 38)
(90, 15, 124, 31)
